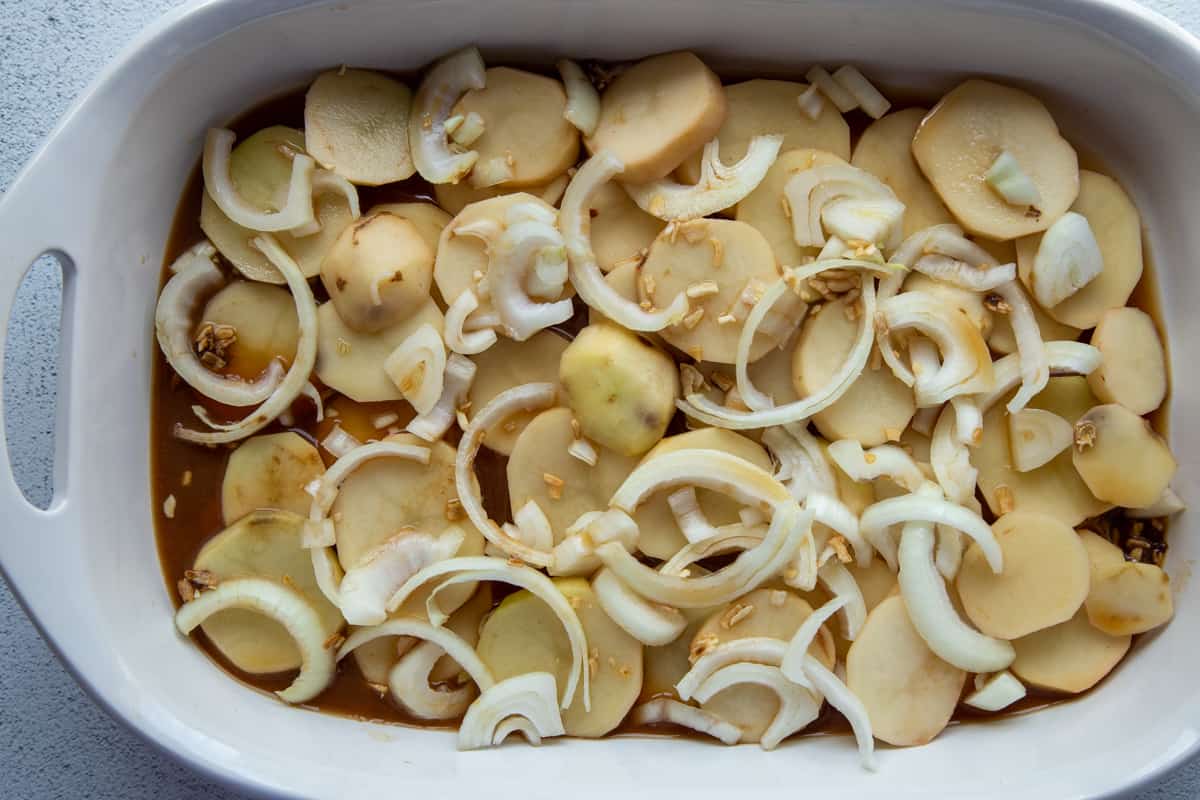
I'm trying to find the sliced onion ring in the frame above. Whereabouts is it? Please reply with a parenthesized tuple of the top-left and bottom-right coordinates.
(817, 560, 867, 640)
(338, 616, 495, 692)
(692, 663, 820, 751)
(861, 488, 1002, 573)
(489, 218, 573, 340)
(629, 698, 741, 745)
(676, 636, 800, 700)
(993, 280, 1048, 413)
(338, 528, 464, 626)
(592, 567, 687, 646)
(781, 595, 848, 681)
(411, 47, 486, 184)
(384, 323, 446, 416)
(202, 128, 316, 232)
(611, 448, 792, 518)
(458, 672, 565, 751)
(667, 487, 719, 544)
(799, 655, 877, 770)
(557, 59, 599, 137)
(827, 440, 925, 493)
(388, 640, 477, 720)
(444, 288, 498, 355)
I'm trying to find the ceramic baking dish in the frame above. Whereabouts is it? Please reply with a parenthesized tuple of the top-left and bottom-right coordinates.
(1, 0, 1198, 796)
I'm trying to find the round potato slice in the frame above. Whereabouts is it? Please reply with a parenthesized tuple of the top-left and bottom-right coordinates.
(587, 51, 726, 183)
(912, 80, 1079, 240)
(433, 175, 569, 217)
(846, 595, 966, 746)
(465, 330, 570, 456)
(221, 432, 324, 524)
(639, 599, 719, 702)
(1085, 561, 1173, 636)
(454, 67, 579, 189)
(304, 68, 414, 185)
(1010, 607, 1130, 693)
(1079, 529, 1125, 578)
(228, 125, 306, 210)
(589, 181, 665, 272)
(476, 577, 643, 737)
(793, 296, 915, 446)
(1072, 404, 1176, 508)
(956, 511, 1090, 639)
(314, 299, 443, 403)
(193, 509, 344, 674)
(1087, 307, 1167, 415)
(904, 273, 991, 335)
(851, 108, 954, 237)
(676, 79, 850, 185)
(507, 407, 638, 542)
(200, 281, 299, 380)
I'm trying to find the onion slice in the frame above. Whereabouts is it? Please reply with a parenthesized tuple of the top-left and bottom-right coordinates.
(458, 672, 565, 751)
(557, 59, 599, 137)
(762, 423, 837, 499)
(781, 595, 847, 681)
(1031, 211, 1102, 308)
(659, 523, 767, 577)
(692, 663, 820, 750)
(407, 353, 476, 442)
(338, 528, 464, 626)
(667, 487, 719, 544)
(290, 169, 362, 237)
(784, 163, 905, 249)
(611, 448, 792, 517)
(629, 698, 741, 745)
(912, 254, 1015, 292)
(817, 560, 867, 640)
(202, 128, 316, 232)
(965, 671, 1027, 712)
(978, 340, 1102, 413)
(489, 217, 573, 340)
(388, 640, 477, 720)
(444, 288, 498, 355)
(592, 567, 687, 646)
(676, 636, 798, 699)
(338, 616, 495, 693)
(985, 151, 1042, 208)
(384, 323, 446, 415)
(831, 65, 890, 120)
(799, 655, 878, 770)
(827, 439, 925, 493)
(549, 508, 639, 578)
(410, 47, 486, 184)
(992, 280, 1047, 413)
(861, 489, 1002, 573)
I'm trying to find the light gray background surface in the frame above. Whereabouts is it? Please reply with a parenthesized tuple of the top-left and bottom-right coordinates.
(1, 1, 1198, 797)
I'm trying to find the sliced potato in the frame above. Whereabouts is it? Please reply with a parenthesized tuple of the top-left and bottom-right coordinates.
(1010, 607, 1130, 693)
(193, 509, 344, 674)
(350, 630, 410, 687)
(476, 577, 642, 737)
(200, 281, 299, 380)
(846, 595, 965, 746)
(221, 432, 324, 524)
(304, 68, 414, 185)
(851, 108, 954, 237)
(1072, 404, 1176, 508)
(1085, 561, 1173, 635)
(912, 80, 1078, 240)
(433, 176, 568, 217)
(589, 180, 665, 272)
(465, 330, 570, 456)
(1087, 307, 1167, 415)
(849, 559, 897, 613)
(587, 51, 726, 183)
(639, 598, 719, 701)
(370, 202, 451, 255)
(956, 511, 1090, 639)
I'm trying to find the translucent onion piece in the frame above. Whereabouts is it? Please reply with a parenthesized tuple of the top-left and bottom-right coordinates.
(557, 59, 599, 137)
(384, 323, 447, 415)
(806, 66, 857, 112)
(676, 637, 796, 700)
(817, 560, 867, 640)
(692, 663, 820, 750)
(785, 163, 904, 248)
(411, 47, 486, 183)
(301, 381, 325, 422)
(1128, 487, 1187, 519)
(993, 281, 1048, 413)
(407, 353, 476, 442)
(292, 169, 362, 237)
(831, 65, 891, 120)
(629, 698, 741, 745)
(490, 218, 573, 340)
(781, 595, 848, 681)
(338, 528, 464, 626)
(908, 336, 942, 398)
(912, 254, 1015, 292)
(444, 289, 498, 355)
(458, 672, 565, 751)
(308, 441, 432, 532)
(154, 241, 285, 407)
(202, 128, 317, 232)
(884, 224, 996, 300)
(985, 150, 1042, 207)
(549, 508, 639, 577)
(930, 404, 977, 506)
(911, 405, 939, 436)
(965, 670, 1027, 712)
(658, 523, 767, 577)
(827, 440, 925, 493)
(951, 396, 983, 447)
(1032, 211, 1103, 309)
(977, 341, 1102, 413)
(472, 157, 515, 188)
(567, 437, 598, 466)
(337, 616, 495, 693)
(561, 150, 690, 331)
(806, 493, 870, 567)
(593, 567, 687, 646)
(861, 489, 1002, 573)
(492, 716, 541, 746)
(388, 640, 477, 720)
(611, 448, 792, 516)
(800, 655, 878, 770)
(797, 84, 824, 120)
(935, 523, 965, 581)
(668, 487, 719, 544)
(624, 134, 783, 221)
(1008, 407, 1073, 472)
(175, 577, 335, 703)
(449, 111, 485, 147)
(762, 424, 837, 500)
(513, 500, 554, 553)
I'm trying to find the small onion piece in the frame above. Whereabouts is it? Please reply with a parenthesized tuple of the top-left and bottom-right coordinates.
(827, 440, 925, 493)
(406, 353, 476, 442)
(511, 500, 555, 554)
(592, 567, 687, 646)
(800, 655, 878, 770)
(338, 616, 495, 692)
(806, 493, 870, 568)
(458, 672, 565, 751)
(388, 640, 475, 720)
(676, 637, 799, 700)
(965, 670, 1027, 712)
(993, 280, 1048, 413)
(410, 47, 486, 184)
(781, 595, 848, 681)
(444, 288, 498, 355)
(762, 424, 838, 500)
(951, 396, 983, 447)
(912, 254, 1015, 292)
(861, 489, 1002, 574)
(668, 487, 719, 544)
(567, 437, 598, 466)
(383, 323, 447, 415)
(301, 381, 325, 422)
(931, 405, 978, 506)
(549, 508, 639, 578)
(629, 698, 741, 745)
(831, 65, 891, 120)
(492, 716, 541, 746)
(784, 163, 904, 249)
(557, 59, 599, 137)
(985, 150, 1043, 208)
(1031, 211, 1103, 309)
(489, 218, 573, 340)
(806, 65, 858, 112)
(202, 128, 316, 232)
(292, 169, 362, 237)
(691, 663, 820, 750)
(797, 84, 824, 120)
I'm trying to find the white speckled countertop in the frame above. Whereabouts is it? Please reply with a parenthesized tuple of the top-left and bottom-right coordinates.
(2, 1, 1198, 797)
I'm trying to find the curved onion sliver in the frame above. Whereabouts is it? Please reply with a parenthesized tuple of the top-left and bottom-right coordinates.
(407, 353, 476, 442)
(629, 698, 741, 745)
(816, 560, 867, 640)
(979, 340, 1101, 413)
(676, 637, 798, 700)
(444, 289, 498, 355)
(338, 528, 464, 626)
(549, 508, 639, 577)
(202, 128, 316, 232)
(884, 224, 997, 299)
(338, 616, 495, 692)
(761, 424, 837, 499)
(785, 163, 905, 249)
(611, 448, 792, 516)
(930, 406, 977, 506)
(781, 594, 847, 682)
(659, 523, 767, 577)
(384, 323, 447, 415)
(951, 395, 983, 446)
(799, 656, 877, 770)
(557, 59, 599, 137)
(592, 567, 687, 646)
(692, 663, 820, 751)
(861, 489, 1002, 574)
(388, 640, 477, 720)
(489, 218, 573, 340)
(667, 487, 719, 544)
(993, 280, 1048, 413)
(290, 169, 362, 237)
(411, 47, 486, 184)
(827, 440, 925, 493)
(912, 254, 1015, 292)
(458, 672, 565, 750)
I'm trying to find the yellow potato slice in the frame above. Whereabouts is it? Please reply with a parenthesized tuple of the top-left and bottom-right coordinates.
(433, 176, 568, 217)
(956, 511, 1090, 639)
(639, 598, 719, 702)
(904, 273, 991, 335)
(1085, 561, 1173, 636)
(589, 181, 665, 272)
(465, 330, 570, 456)
(912, 80, 1079, 240)
(1087, 307, 1167, 415)
(221, 432, 324, 525)
(193, 509, 344, 674)
(846, 595, 966, 746)
(1072, 404, 1176, 508)
(976, 376, 1111, 525)
(587, 51, 726, 183)
(314, 300, 443, 403)
(476, 577, 642, 737)
(676, 80, 850, 184)
(370, 202, 451, 255)
(304, 68, 414, 185)
(1015, 171, 1142, 328)
(200, 281, 299, 380)
(454, 67, 579, 189)
(1010, 607, 1130, 693)
(793, 296, 915, 446)
(850, 108, 954, 237)
(507, 407, 638, 542)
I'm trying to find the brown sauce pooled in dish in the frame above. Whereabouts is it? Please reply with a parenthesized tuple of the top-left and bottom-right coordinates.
(151, 79, 1173, 738)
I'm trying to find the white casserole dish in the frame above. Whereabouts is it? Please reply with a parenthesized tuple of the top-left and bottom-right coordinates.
(0, 0, 1197, 796)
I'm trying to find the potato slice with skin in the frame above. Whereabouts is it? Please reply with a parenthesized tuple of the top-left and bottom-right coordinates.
(1079, 529, 1125, 576)
(1087, 307, 1167, 415)
(794, 296, 915, 446)
(507, 407, 638, 542)
(477, 577, 643, 737)
(846, 595, 966, 746)
(639, 598, 719, 702)
(589, 181, 665, 272)
(465, 330, 570, 456)
(1085, 561, 1173, 636)
(851, 108, 954, 237)
(1011, 607, 1130, 693)
(1072, 404, 1176, 508)
(586, 51, 726, 183)
(370, 202, 451, 256)
(676, 80, 850, 185)
(304, 69, 414, 185)
(588, 259, 640, 326)
(912, 80, 1079, 241)
(314, 300, 443, 402)
(956, 511, 1090, 639)
(221, 432, 324, 524)
(193, 509, 344, 674)
(201, 281, 299, 380)
(433, 176, 568, 217)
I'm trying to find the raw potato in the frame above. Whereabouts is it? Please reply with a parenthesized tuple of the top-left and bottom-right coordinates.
(1085, 561, 1174, 635)
(1015, 171, 1143, 328)
(559, 324, 679, 456)
(846, 595, 966, 746)
(304, 69, 415, 185)
(201, 281, 299, 380)
(465, 330, 570, 456)
(507, 407, 638, 541)
(641, 218, 786, 364)
(1010, 607, 1130, 693)
(912, 80, 1079, 240)
(476, 577, 643, 737)
(976, 377, 1111, 526)
(956, 511, 1090, 639)
(987, 293, 1080, 355)
(320, 212, 434, 333)
(1072, 404, 1176, 508)
(454, 67, 579, 188)
(370, 202, 452, 256)
(847, 559, 896, 612)
(433, 176, 568, 217)
(793, 296, 915, 446)
(314, 300, 444, 403)
(1079, 529, 1126, 579)
(221, 432, 324, 524)
(676, 80, 850, 185)
(587, 51, 726, 183)
(851, 108, 954, 237)
(639, 596, 718, 701)
(1087, 307, 1167, 414)
(904, 273, 991, 335)
(193, 510, 344, 674)
(589, 181, 665, 272)
(351, 629, 410, 687)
